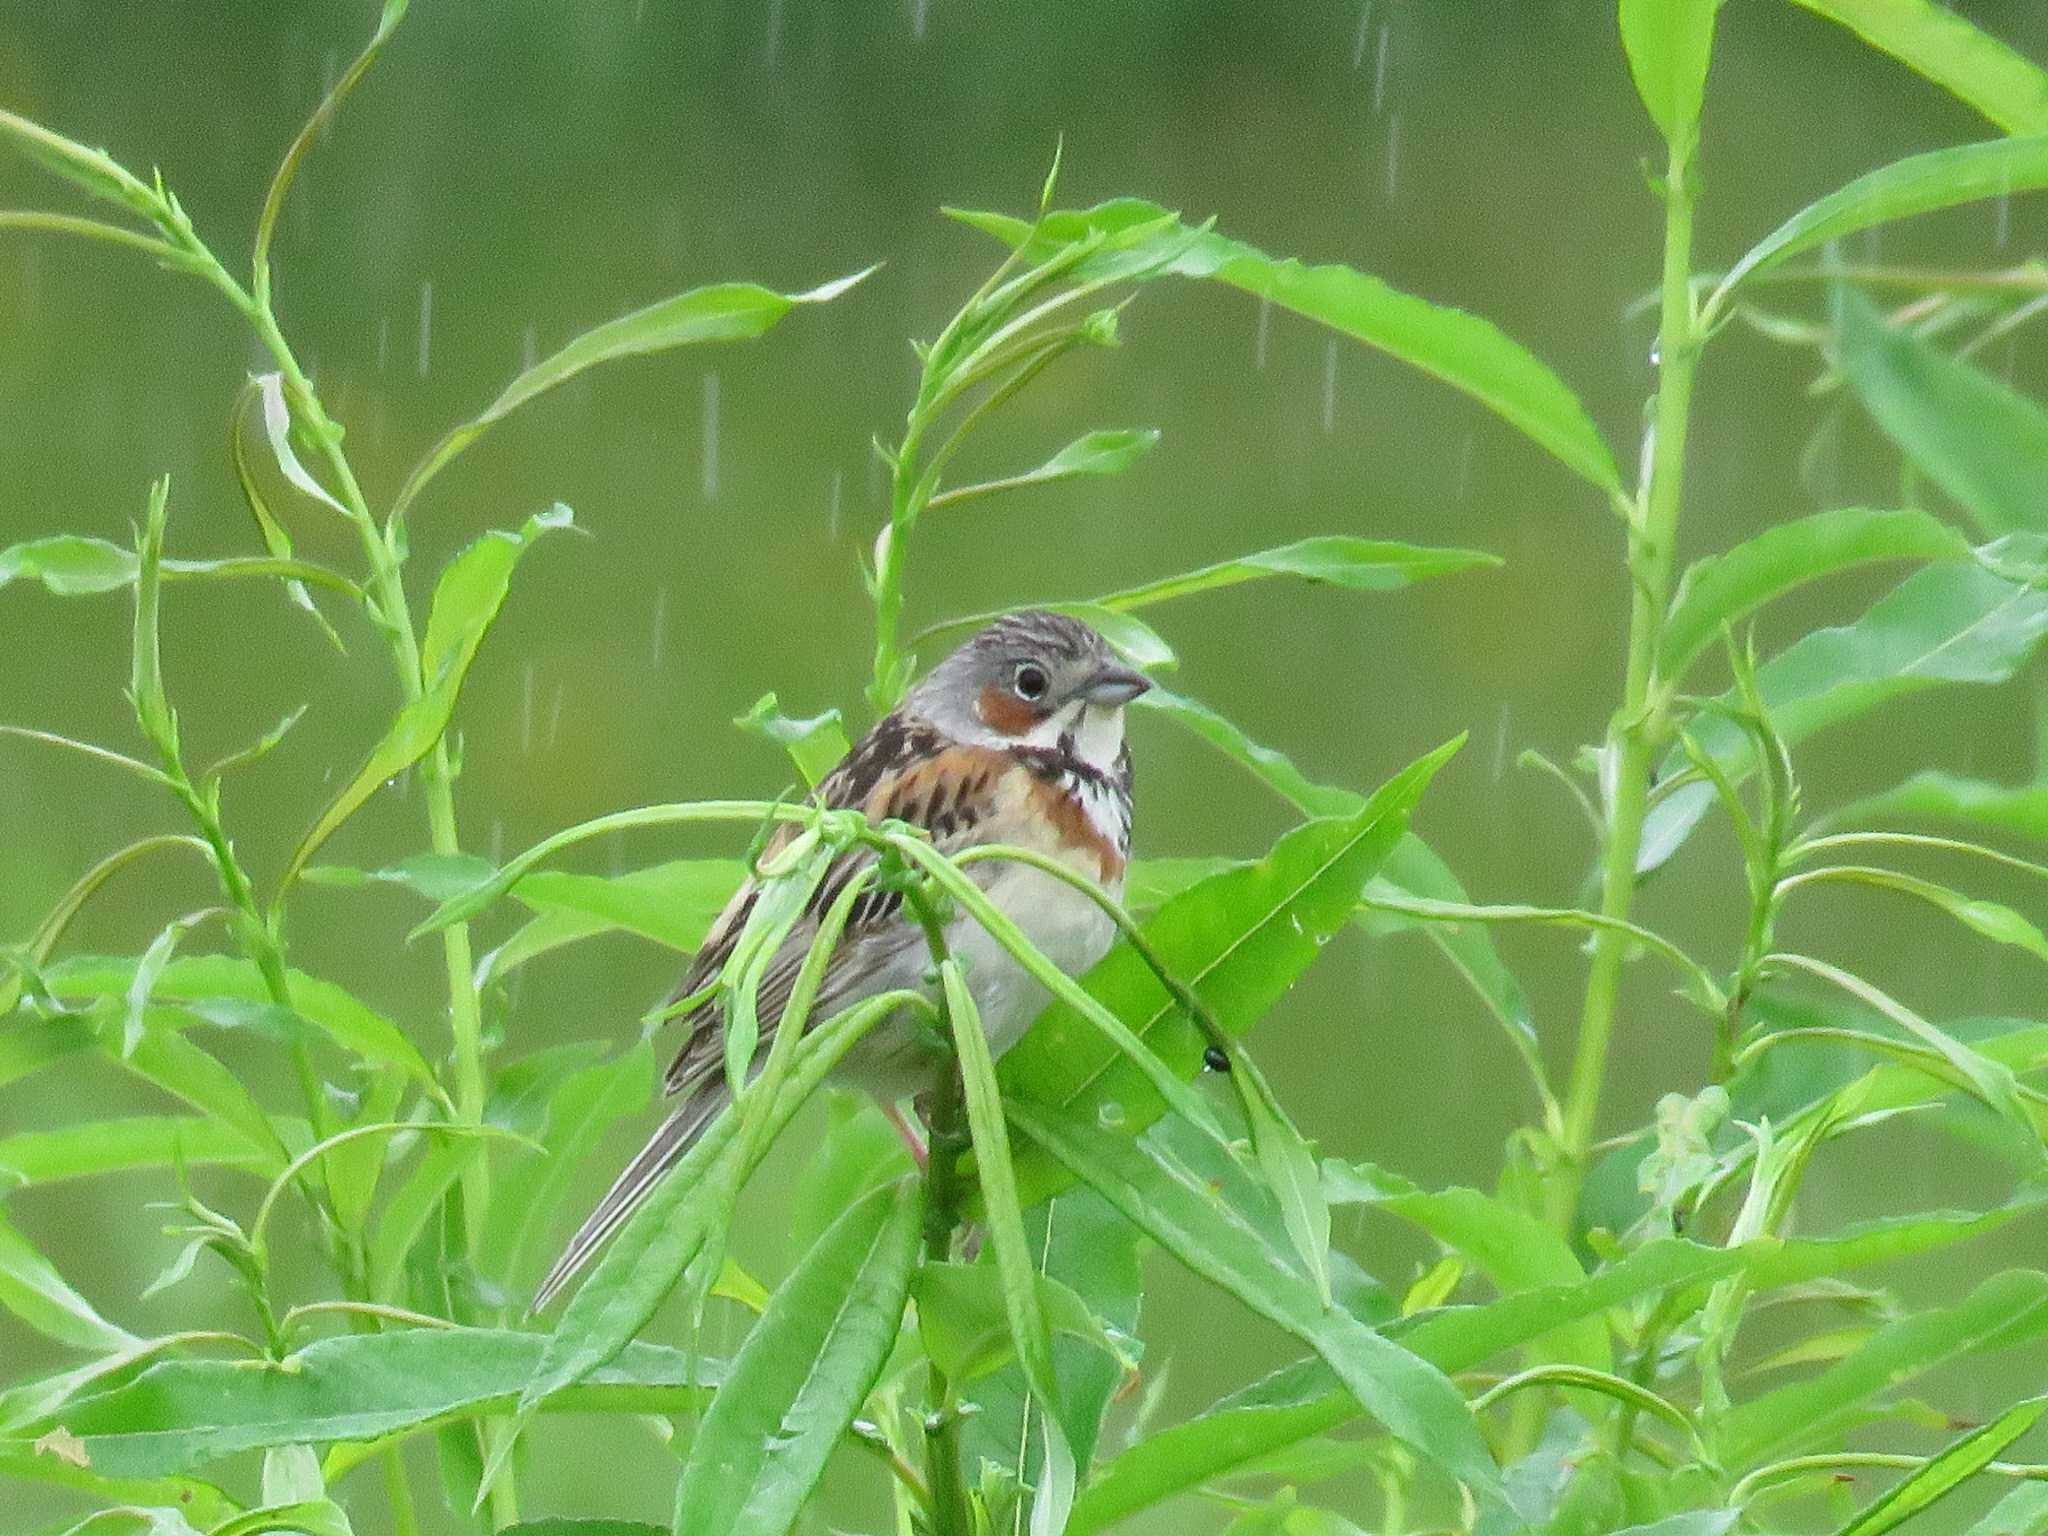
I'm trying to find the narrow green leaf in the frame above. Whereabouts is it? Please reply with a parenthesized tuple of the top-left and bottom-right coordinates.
(390, 269, 873, 525)
(1661, 508, 1975, 677)
(282, 505, 571, 887)
(1839, 1398, 2048, 1536)
(943, 961, 1076, 1536)
(1001, 739, 1460, 1205)
(984, 427, 1159, 496)
(1718, 1270, 2048, 1466)
(252, 0, 409, 277)
(482, 860, 747, 983)
(1073, 1237, 1744, 1532)
(1135, 688, 1361, 817)
(1640, 560, 2048, 871)
(1830, 771, 2048, 843)
(1960, 1480, 2048, 1536)
(28, 1328, 719, 1478)
(1008, 1104, 1510, 1516)
(208, 1501, 352, 1536)
(0, 535, 141, 595)
(301, 852, 497, 902)
(1361, 834, 1547, 1100)
(1792, 866, 2048, 963)
(1239, 1061, 1334, 1308)
(672, 1179, 919, 1536)
(131, 477, 174, 751)
(0, 1115, 284, 1185)
(963, 199, 1622, 495)
(1836, 287, 2048, 538)
(1619, 0, 1725, 151)
(514, 994, 899, 1422)
(44, 954, 435, 1086)
(1322, 1162, 1603, 1371)
(1709, 135, 2048, 317)
(915, 1258, 1129, 1382)
(734, 692, 851, 789)
(1098, 537, 1498, 613)
(0, 1208, 140, 1352)
(1788, 0, 2048, 135)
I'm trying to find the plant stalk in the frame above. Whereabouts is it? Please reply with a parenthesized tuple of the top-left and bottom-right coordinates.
(1548, 137, 1701, 1236)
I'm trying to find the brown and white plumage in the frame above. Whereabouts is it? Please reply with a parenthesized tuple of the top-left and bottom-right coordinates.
(534, 611, 1148, 1307)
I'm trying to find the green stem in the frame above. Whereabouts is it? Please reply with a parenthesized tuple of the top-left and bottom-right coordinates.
(1549, 134, 1701, 1233)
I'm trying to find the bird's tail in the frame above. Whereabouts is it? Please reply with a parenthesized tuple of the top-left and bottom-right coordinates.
(530, 1083, 730, 1312)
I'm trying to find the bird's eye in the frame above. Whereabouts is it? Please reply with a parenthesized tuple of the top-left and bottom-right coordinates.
(1013, 663, 1050, 701)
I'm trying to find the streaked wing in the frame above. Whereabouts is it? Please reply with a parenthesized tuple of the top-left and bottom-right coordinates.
(660, 714, 1014, 1094)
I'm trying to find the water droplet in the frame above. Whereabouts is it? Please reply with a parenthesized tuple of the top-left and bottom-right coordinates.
(909, 0, 929, 40)
(1649, 342, 1661, 367)
(375, 315, 390, 374)
(1491, 704, 1512, 782)
(521, 323, 539, 374)
(546, 680, 566, 749)
(415, 279, 433, 379)
(488, 819, 505, 869)
(701, 371, 721, 501)
(1097, 1102, 1126, 1130)
(1994, 190, 2012, 251)
(1372, 21, 1392, 113)
(1384, 112, 1402, 203)
(650, 586, 669, 670)
(1254, 296, 1272, 370)
(764, 0, 786, 64)
(827, 469, 845, 539)
(1452, 433, 1475, 501)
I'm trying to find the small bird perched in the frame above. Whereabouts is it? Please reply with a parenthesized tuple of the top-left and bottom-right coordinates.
(535, 610, 1149, 1306)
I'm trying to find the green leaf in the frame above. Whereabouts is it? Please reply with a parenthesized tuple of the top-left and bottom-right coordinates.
(1709, 135, 2048, 317)
(481, 859, 747, 984)
(1661, 507, 1976, 677)
(1838, 1397, 2048, 1536)
(25, 1328, 719, 1478)
(943, 961, 1077, 1536)
(0, 1115, 284, 1185)
(484, 1043, 659, 1295)
(1361, 834, 1546, 1100)
(1097, 537, 1498, 613)
(1239, 1060, 1334, 1308)
(500, 1524, 668, 1536)
(1008, 1104, 1510, 1516)
(1718, 1270, 2048, 1466)
(966, 1187, 1144, 1485)
(284, 506, 572, 888)
(915, 1259, 1128, 1382)
(1838, 286, 2048, 538)
(734, 692, 851, 789)
(0, 534, 140, 595)
(44, 954, 436, 1086)
(513, 994, 898, 1427)
(1641, 560, 2048, 871)
(1073, 1237, 1744, 1533)
(1792, 867, 2048, 963)
(301, 852, 497, 902)
(0, 1207, 140, 1351)
(962, 199, 1621, 495)
(671, 1179, 919, 1536)
(1619, 0, 1724, 151)
(990, 427, 1160, 495)
(1830, 771, 2048, 843)
(1322, 1162, 1603, 1371)
(209, 1502, 353, 1536)
(1136, 688, 1361, 817)
(1788, 0, 2048, 135)
(1037, 602, 1177, 670)
(1960, 1480, 2048, 1536)
(1001, 739, 1459, 1205)
(390, 269, 873, 525)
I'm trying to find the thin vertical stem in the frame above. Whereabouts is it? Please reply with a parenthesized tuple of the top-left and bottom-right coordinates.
(1549, 140, 1702, 1228)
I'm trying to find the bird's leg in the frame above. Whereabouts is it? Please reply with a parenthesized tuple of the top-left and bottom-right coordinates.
(882, 1099, 928, 1169)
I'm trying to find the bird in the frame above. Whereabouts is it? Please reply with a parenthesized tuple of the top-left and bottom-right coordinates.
(533, 609, 1150, 1308)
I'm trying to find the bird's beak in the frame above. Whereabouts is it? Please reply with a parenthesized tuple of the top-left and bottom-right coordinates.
(1079, 661, 1152, 707)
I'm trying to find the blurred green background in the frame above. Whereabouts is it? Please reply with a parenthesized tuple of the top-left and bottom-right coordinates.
(4, 1, 2047, 1530)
